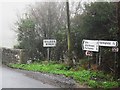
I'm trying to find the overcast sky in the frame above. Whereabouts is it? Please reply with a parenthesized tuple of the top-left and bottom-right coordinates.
(0, 0, 87, 48)
(0, 1, 34, 48)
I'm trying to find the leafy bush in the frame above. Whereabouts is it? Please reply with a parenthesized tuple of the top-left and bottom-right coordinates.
(102, 81, 118, 88)
(88, 80, 98, 88)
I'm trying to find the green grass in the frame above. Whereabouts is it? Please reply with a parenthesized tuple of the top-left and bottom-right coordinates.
(9, 62, 119, 88)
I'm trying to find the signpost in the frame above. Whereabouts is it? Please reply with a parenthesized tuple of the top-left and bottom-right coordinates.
(43, 39, 56, 47)
(82, 40, 99, 52)
(82, 40, 99, 69)
(85, 51, 93, 56)
(85, 51, 93, 69)
(82, 40, 118, 52)
(43, 39, 57, 60)
(99, 40, 118, 47)
(82, 39, 119, 67)
(112, 47, 119, 75)
(112, 47, 119, 52)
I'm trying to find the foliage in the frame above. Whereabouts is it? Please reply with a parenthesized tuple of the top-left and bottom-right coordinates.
(15, 2, 68, 61)
(9, 63, 119, 88)
(81, 2, 117, 40)
(71, 2, 118, 73)
(14, 2, 119, 75)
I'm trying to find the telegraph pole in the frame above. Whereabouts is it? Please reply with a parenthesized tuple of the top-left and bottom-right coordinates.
(66, 0, 73, 67)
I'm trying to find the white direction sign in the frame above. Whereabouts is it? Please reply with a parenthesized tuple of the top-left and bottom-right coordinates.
(99, 40, 118, 47)
(43, 39, 56, 47)
(82, 40, 99, 52)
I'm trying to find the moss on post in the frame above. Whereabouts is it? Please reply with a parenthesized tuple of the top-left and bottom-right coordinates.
(66, 1, 73, 67)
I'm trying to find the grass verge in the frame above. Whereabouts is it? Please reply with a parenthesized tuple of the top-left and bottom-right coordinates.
(9, 62, 119, 88)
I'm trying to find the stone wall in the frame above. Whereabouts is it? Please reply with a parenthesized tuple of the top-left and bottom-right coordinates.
(0, 48, 2, 66)
(2, 48, 27, 65)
